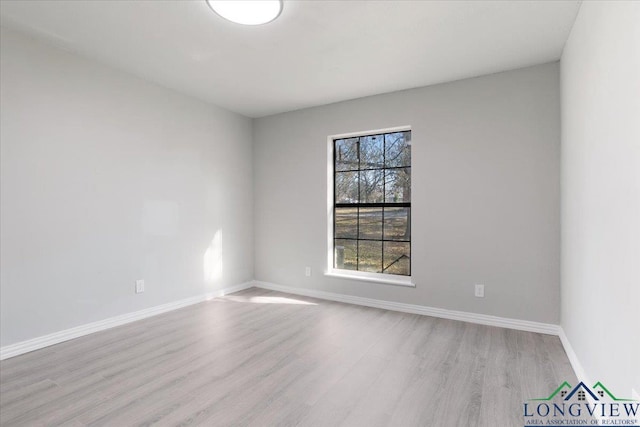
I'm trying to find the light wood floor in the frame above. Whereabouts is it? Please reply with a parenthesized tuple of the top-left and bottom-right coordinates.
(0, 287, 576, 426)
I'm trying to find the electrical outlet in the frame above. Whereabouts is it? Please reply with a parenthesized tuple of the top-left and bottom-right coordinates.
(305, 267, 311, 277)
(135, 279, 145, 294)
(474, 284, 484, 298)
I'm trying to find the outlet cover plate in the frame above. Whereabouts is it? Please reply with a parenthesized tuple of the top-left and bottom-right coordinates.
(135, 280, 145, 294)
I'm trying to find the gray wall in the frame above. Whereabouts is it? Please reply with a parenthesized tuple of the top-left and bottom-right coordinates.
(561, 2, 640, 397)
(253, 62, 561, 324)
(0, 28, 254, 346)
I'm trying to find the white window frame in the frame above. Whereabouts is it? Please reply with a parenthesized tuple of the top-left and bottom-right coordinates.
(325, 126, 415, 287)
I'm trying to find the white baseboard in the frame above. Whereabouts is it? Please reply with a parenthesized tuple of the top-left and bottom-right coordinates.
(2, 279, 575, 376)
(558, 326, 589, 383)
(0, 281, 253, 360)
(253, 281, 560, 335)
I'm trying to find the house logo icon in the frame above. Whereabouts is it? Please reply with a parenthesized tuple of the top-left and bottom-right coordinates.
(565, 382, 600, 402)
(530, 381, 636, 402)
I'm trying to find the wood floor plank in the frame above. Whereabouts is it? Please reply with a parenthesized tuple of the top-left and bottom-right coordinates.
(0, 287, 576, 426)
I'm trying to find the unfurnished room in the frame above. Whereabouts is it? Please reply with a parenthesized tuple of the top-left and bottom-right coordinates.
(0, 0, 638, 426)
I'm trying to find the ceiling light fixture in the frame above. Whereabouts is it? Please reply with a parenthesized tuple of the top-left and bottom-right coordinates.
(206, 0, 283, 26)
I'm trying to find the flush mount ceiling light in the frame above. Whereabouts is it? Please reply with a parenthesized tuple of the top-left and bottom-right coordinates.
(206, 0, 283, 26)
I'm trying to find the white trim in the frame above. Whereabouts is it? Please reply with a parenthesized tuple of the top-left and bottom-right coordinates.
(327, 133, 334, 273)
(558, 326, 589, 383)
(0, 281, 253, 360)
(325, 270, 415, 287)
(558, 327, 610, 424)
(329, 125, 412, 140)
(254, 280, 560, 335)
(559, 327, 640, 421)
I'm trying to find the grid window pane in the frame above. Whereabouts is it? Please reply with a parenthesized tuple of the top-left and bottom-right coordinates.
(385, 132, 411, 168)
(384, 207, 410, 241)
(335, 207, 358, 239)
(359, 135, 384, 169)
(358, 208, 382, 240)
(335, 138, 359, 171)
(383, 242, 411, 275)
(384, 167, 411, 203)
(335, 171, 358, 204)
(359, 169, 384, 203)
(358, 240, 382, 273)
(335, 239, 357, 270)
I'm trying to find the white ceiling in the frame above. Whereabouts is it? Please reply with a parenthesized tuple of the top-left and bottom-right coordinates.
(0, 0, 580, 118)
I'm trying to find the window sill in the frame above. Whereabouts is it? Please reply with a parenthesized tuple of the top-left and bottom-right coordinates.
(324, 270, 415, 288)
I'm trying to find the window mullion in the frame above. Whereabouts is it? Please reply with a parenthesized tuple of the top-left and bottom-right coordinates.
(333, 139, 337, 268)
(356, 138, 361, 271)
(382, 134, 386, 273)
